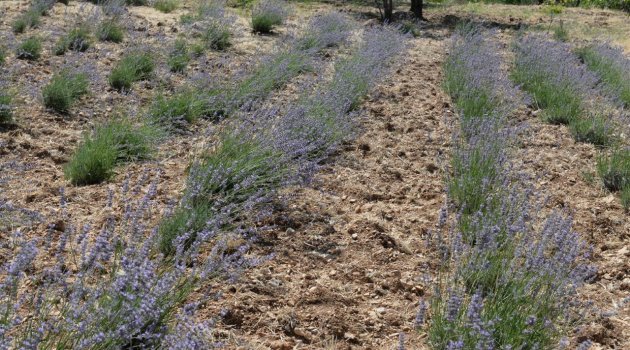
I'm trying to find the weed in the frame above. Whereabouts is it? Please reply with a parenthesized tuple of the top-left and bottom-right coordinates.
(251, 0, 287, 33)
(42, 70, 89, 113)
(597, 148, 630, 192)
(65, 119, 157, 185)
(97, 19, 125, 43)
(108, 51, 155, 91)
(154, 0, 178, 13)
(16, 36, 42, 60)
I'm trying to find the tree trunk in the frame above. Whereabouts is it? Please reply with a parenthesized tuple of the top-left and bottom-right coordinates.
(410, 0, 423, 19)
(382, 0, 393, 22)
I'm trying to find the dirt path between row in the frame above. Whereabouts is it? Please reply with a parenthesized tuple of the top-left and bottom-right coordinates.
(204, 26, 453, 349)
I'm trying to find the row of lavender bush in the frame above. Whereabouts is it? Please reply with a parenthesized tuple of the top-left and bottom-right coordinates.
(418, 27, 595, 349)
(575, 43, 630, 209)
(0, 24, 404, 349)
(157, 25, 403, 256)
(512, 34, 618, 147)
(150, 11, 353, 130)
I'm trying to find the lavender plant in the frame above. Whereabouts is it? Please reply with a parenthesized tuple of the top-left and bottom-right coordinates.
(251, 0, 288, 34)
(167, 38, 190, 73)
(149, 89, 213, 129)
(0, 46, 5, 65)
(426, 188, 595, 349)
(443, 28, 519, 230)
(296, 26, 404, 154)
(569, 113, 616, 147)
(423, 27, 597, 350)
(576, 43, 630, 107)
(54, 26, 92, 55)
(42, 69, 89, 113)
(296, 12, 353, 51)
(0, 83, 11, 123)
(596, 147, 630, 192)
(0, 176, 258, 348)
(97, 19, 125, 43)
(207, 10, 352, 117)
(11, 5, 43, 34)
(0, 94, 11, 124)
(444, 26, 518, 133)
(512, 34, 598, 125)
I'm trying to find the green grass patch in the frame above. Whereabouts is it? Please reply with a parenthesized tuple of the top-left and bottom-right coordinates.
(42, 70, 89, 113)
(108, 51, 155, 92)
(65, 119, 158, 185)
(16, 36, 43, 60)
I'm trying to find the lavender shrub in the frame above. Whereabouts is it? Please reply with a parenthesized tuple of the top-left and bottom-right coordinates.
(426, 187, 595, 349)
(0, 176, 260, 348)
(444, 27, 519, 131)
(251, 0, 288, 34)
(512, 34, 599, 125)
(576, 42, 630, 108)
(424, 28, 595, 349)
(443, 28, 518, 231)
(160, 10, 353, 125)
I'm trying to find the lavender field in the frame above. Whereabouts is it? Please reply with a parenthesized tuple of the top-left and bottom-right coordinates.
(0, 0, 629, 349)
